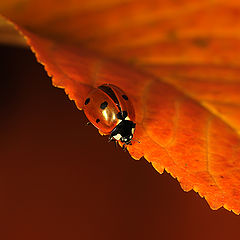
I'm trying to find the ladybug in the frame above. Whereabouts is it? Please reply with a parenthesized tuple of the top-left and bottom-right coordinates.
(83, 84, 136, 148)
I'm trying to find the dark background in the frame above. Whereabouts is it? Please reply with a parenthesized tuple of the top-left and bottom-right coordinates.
(0, 45, 239, 240)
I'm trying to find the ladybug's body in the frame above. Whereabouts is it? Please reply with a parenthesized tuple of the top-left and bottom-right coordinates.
(83, 84, 136, 146)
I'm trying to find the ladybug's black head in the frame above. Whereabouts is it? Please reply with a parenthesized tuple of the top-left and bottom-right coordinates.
(110, 120, 136, 145)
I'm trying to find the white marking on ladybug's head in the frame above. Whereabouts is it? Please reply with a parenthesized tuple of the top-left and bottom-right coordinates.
(125, 116, 130, 121)
(121, 135, 133, 143)
(131, 127, 135, 134)
(113, 133, 122, 141)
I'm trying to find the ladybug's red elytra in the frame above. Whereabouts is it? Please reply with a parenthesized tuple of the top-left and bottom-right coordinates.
(83, 84, 136, 148)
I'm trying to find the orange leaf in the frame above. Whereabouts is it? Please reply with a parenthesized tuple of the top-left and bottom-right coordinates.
(1, 0, 240, 214)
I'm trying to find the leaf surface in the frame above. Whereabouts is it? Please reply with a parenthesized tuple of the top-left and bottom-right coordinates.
(1, 0, 240, 213)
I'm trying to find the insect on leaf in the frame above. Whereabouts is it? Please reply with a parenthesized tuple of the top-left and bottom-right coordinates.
(1, 0, 240, 214)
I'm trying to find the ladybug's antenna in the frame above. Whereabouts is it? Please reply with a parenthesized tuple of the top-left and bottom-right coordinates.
(132, 139, 140, 144)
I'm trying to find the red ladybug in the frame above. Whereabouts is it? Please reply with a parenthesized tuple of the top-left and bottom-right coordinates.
(83, 84, 136, 147)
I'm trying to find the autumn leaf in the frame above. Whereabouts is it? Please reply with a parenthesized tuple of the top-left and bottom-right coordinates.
(1, 0, 240, 214)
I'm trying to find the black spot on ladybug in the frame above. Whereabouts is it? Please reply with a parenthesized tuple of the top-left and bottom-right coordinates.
(122, 95, 128, 100)
(116, 112, 123, 120)
(96, 119, 100, 123)
(122, 111, 128, 119)
(100, 101, 108, 109)
(85, 98, 90, 105)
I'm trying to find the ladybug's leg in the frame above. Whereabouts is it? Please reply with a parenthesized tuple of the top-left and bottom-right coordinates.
(108, 136, 114, 143)
(85, 121, 91, 126)
(108, 137, 118, 148)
